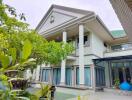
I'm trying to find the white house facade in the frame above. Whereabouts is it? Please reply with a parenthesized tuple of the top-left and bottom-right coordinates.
(35, 5, 132, 90)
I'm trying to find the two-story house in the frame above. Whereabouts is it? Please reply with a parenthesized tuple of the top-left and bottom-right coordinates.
(34, 5, 132, 90)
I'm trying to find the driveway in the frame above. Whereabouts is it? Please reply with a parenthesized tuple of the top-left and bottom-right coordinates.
(55, 87, 132, 100)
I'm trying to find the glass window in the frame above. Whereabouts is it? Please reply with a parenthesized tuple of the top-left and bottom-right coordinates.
(53, 68, 61, 85)
(42, 69, 50, 82)
(76, 67, 79, 85)
(84, 67, 91, 86)
(65, 68, 72, 86)
(76, 35, 89, 47)
(111, 43, 132, 51)
(111, 45, 122, 51)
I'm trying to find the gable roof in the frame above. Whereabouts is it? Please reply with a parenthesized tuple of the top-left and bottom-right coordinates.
(35, 4, 94, 31)
(37, 5, 130, 41)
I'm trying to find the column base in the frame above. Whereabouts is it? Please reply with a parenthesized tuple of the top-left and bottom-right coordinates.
(78, 84, 85, 88)
(59, 82, 65, 86)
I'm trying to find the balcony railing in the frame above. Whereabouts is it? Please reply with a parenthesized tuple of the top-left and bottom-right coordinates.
(106, 43, 132, 52)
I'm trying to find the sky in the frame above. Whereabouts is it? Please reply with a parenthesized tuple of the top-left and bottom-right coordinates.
(4, 0, 123, 31)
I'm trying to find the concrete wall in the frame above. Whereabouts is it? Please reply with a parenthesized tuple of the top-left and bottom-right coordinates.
(91, 32, 106, 58)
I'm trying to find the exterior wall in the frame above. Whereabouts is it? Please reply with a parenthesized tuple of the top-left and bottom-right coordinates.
(75, 46, 92, 56)
(91, 33, 106, 58)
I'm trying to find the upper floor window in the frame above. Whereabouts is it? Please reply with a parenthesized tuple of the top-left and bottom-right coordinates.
(111, 43, 132, 51)
(104, 43, 107, 48)
(77, 35, 89, 47)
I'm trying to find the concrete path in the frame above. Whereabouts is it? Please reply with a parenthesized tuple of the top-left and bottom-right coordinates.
(56, 87, 132, 100)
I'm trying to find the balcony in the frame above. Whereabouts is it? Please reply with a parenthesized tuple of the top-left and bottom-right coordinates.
(105, 43, 132, 57)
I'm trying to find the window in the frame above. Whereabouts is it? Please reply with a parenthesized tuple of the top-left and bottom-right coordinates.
(111, 45, 122, 51)
(104, 43, 107, 47)
(84, 35, 88, 45)
(111, 43, 132, 51)
(76, 35, 89, 47)
(42, 69, 50, 82)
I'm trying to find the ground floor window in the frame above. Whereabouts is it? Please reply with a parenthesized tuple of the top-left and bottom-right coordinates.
(42, 69, 50, 82)
(94, 58, 132, 88)
(84, 67, 91, 86)
(95, 67, 105, 87)
(53, 68, 61, 85)
(111, 62, 132, 85)
(76, 66, 91, 86)
(65, 68, 72, 86)
(76, 67, 79, 85)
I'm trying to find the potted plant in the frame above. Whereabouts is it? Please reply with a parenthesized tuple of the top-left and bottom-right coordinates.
(50, 85, 56, 100)
(114, 78, 120, 89)
(39, 83, 51, 100)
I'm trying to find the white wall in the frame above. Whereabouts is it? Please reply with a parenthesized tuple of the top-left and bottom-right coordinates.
(91, 32, 106, 58)
(75, 46, 92, 56)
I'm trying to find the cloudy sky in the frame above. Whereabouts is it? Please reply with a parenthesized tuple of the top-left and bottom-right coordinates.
(4, 0, 123, 30)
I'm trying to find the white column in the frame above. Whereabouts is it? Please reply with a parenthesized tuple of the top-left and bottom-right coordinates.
(60, 31, 67, 85)
(25, 69, 32, 80)
(35, 65, 40, 81)
(91, 64, 96, 90)
(79, 24, 85, 85)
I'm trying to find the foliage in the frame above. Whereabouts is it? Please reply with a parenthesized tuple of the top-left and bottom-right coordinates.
(0, 38, 35, 72)
(40, 83, 51, 98)
(0, 74, 17, 100)
(78, 96, 81, 100)
(114, 78, 120, 88)
(0, 0, 74, 69)
(33, 83, 51, 100)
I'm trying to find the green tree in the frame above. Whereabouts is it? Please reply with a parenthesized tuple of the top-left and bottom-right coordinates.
(0, 0, 74, 71)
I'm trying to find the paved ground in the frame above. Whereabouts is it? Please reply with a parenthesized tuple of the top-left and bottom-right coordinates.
(55, 92, 75, 100)
(55, 87, 132, 100)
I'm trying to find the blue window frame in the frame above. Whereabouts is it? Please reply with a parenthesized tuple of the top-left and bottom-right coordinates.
(65, 68, 72, 85)
(53, 68, 61, 85)
(84, 67, 91, 86)
(42, 69, 50, 82)
(76, 67, 79, 85)
(95, 67, 105, 87)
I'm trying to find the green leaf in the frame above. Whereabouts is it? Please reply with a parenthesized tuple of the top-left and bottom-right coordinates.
(8, 48, 16, 65)
(21, 40, 32, 60)
(0, 53, 10, 68)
